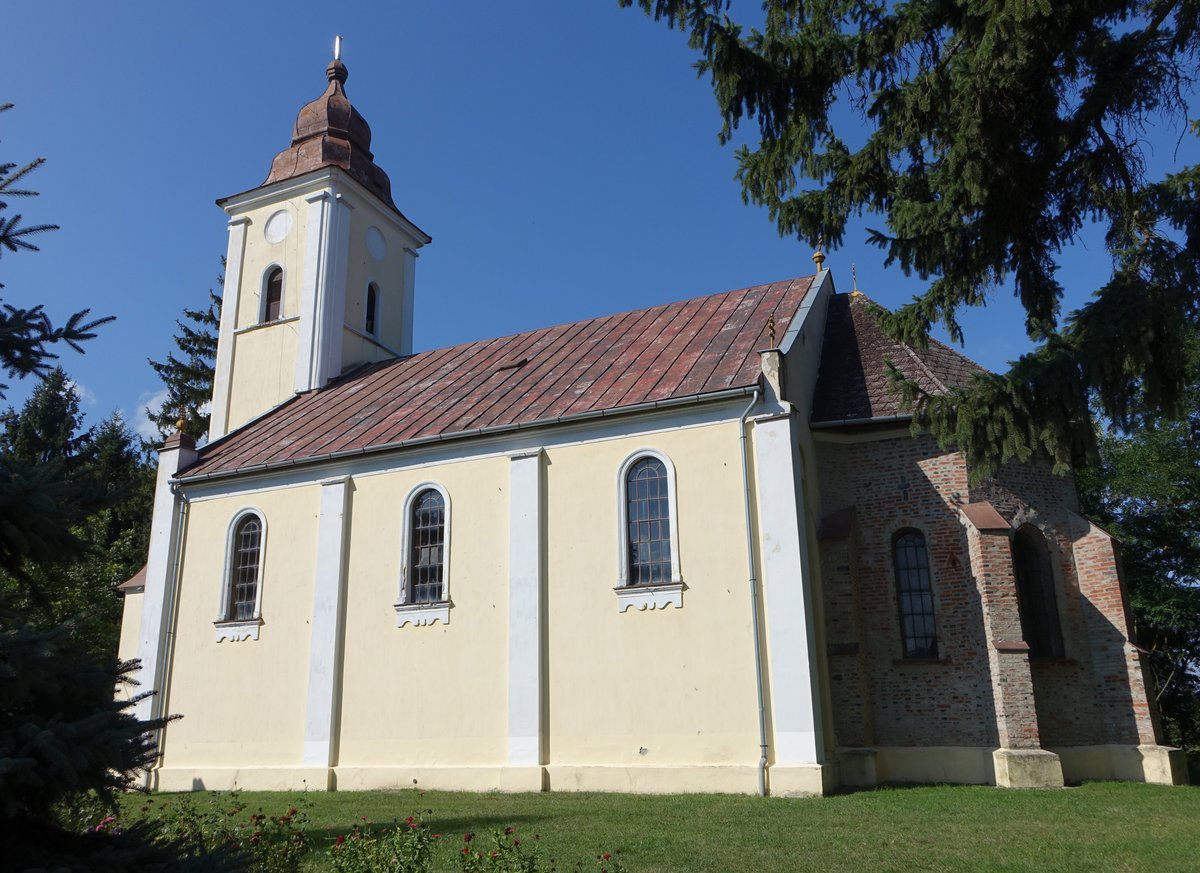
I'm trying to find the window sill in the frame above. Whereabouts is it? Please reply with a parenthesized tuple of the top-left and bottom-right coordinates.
(214, 618, 262, 642)
(235, 315, 300, 336)
(614, 582, 684, 613)
(394, 601, 450, 627)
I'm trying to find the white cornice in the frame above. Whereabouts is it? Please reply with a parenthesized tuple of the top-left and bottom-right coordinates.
(218, 167, 431, 247)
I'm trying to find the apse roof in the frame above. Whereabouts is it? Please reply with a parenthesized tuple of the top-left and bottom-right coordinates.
(811, 291, 985, 424)
(180, 274, 818, 480)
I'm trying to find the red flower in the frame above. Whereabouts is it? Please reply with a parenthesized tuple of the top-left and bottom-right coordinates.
(602, 854, 612, 860)
(334, 835, 345, 846)
(433, 833, 442, 839)
(464, 833, 474, 842)
(504, 826, 515, 835)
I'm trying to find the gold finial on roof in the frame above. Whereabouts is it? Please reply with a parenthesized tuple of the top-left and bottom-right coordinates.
(812, 234, 826, 270)
(176, 406, 187, 434)
(767, 312, 777, 347)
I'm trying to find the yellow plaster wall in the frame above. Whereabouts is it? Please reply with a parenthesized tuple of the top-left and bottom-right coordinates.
(544, 423, 762, 767)
(226, 322, 299, 429)
(159, 487, 319, 769)
(342, 205, 409, 357)
(116, 592, 143, 701)
(234, 201, 308, 328)
(336, 458, 510, 766)
(341, 329, 396, 373)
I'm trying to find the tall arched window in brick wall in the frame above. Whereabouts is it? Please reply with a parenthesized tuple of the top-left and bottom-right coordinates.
(1012, 525, 1065, 659)
(893, 530, 938, 659)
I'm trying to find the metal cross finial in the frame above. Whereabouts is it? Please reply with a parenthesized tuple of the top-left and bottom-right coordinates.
(767, 312, 777, 347)
(811, 233, 826, 270)
(334, 35, 343, 61)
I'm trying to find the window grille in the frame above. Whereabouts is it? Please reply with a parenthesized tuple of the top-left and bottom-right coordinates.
(408, 489, 445, 603)
(264, 267, 283, 322)
(229, 516, 261, 621)
(626, 457, 672, 585)
(1012, 526, 1065, 659)
(894, 530, 938, 658)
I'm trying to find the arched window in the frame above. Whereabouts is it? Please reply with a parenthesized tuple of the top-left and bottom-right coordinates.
(365, 282, 379, 335)
(263, 266, 283, 323)
(229, 515, 262, 619)
(406, 488, 446, 603)
(216, 510, 266, 640)
(625, 456, 674, 586)
(1012, 525, 1065, 659)
(893, 530, 938, 659)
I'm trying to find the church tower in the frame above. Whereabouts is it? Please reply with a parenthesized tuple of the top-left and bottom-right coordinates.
(208, 48, 430, 439)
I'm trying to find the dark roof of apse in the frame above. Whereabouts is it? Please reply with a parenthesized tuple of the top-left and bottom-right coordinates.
(180, 275, 819, 479)
(811, 291, 986, 423)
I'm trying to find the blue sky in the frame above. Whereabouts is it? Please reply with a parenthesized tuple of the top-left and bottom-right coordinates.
(6, 2, 1196, 438)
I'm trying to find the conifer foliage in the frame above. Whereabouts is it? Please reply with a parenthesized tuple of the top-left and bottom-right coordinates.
(146, 266, 221, 442)
(0, 106, 213, 870)
(622, 1, 1200, 476)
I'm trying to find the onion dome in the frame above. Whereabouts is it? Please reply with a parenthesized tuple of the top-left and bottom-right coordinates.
(262, 56, 397, 211)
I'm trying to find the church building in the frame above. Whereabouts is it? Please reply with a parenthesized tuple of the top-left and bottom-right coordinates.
(118, 52, 1187, 795)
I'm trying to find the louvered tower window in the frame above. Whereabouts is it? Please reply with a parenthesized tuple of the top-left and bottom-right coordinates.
(365, 282, 379, 335)
(263, 267, 283, 322)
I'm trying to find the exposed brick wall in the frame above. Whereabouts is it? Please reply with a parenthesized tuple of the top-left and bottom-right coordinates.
(816, 434, 996, 747)
(813, 431, 1162, 752)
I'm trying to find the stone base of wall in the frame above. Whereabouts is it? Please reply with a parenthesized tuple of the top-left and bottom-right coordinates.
(151, 762, 843, 795)
(992, 748, 1064, 788)
(153, 767, 334, 793)
(873, 746, 997, 785)
(1052, 744, 1190, 786)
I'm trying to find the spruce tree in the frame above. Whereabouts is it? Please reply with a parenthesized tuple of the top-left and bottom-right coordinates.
(622, 1, 1200, 477)
(146, 265, 221, 442)
(0, 105, 226, 870)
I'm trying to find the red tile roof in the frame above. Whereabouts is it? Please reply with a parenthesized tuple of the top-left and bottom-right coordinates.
(181, 275, 818, 479)
(811, 292, 986, 424)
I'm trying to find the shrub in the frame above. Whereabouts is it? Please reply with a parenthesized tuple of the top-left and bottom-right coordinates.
(328, 814, 438, 873)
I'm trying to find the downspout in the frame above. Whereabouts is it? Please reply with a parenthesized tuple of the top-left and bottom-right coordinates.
(144, 482, 190, 788)
(738, 387, 769, 796)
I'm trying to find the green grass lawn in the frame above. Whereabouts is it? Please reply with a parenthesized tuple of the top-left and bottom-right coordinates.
(130, 782, 1200, 872)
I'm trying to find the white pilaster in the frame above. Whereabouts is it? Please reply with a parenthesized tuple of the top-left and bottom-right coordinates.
(507, 449, 544, 766)
(398, 247, 418, 356)
(208, 217, 249, 439)
(134, 434, 198, 723)
(302, 475, 351, 768)
(296, 189, 352, 394)
(752, 410, 824, 764)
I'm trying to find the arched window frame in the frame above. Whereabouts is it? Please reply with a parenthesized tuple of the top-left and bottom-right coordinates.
(615, 449, 683, 612)
(364, 281, 381, 337)
(395, 482, 451, 627)
(1011, 524, 1066, 660)
(260, 264, 285, 324)
(891, 527, 939, 660)
(215, 508, 267, 642)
